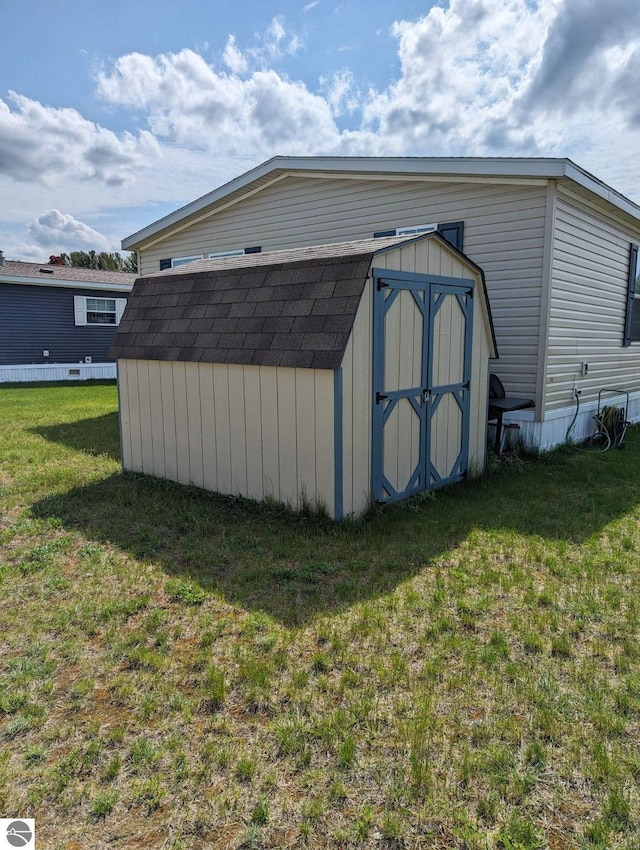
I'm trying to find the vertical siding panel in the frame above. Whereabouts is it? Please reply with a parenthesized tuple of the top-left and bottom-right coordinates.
(118, 360, 132, 470)
(341, 333, 355, 516)
(277, 368, 298, 508)
(172, 361, 191, 485)
(349, 278, 373, 517)
(200, 363, 217, 491)
(259, 366, 280, 502)
(160, 361, 178, 482)
(213, 364, 232, 494)
(148, 360, 165, 477)
(137, 361, 154, 474)
(227, 364, 247, 495)
(315, 370, 335, 516)
(295, 368, 317, 507)
(185, 362, 204, 488)
(126, 359, 143, 472)
(243, 366, 264, 500)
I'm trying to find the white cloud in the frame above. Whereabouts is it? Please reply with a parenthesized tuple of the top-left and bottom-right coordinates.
(351, 0, 640, 202)
(303, 0, 320, 10)
(256, 15, 303, 61)
(28, 209, 113, 251)
(222, 35, 248, 75)
(5, 0, 640, 262)
(97, 48, 345, 157)
(0, 209, 117, 262)
(0, 92, 160, 187)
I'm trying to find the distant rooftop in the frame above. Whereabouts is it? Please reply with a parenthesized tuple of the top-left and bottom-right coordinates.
(0, 259, 136, 288)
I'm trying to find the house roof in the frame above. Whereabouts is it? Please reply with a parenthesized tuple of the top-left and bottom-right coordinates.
(111, 233, 495, 369)
(122, 155, 640, 251)
(0, 260, 135, 291)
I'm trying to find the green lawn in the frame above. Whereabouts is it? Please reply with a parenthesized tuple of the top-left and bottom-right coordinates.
(0, 382, 639, 849)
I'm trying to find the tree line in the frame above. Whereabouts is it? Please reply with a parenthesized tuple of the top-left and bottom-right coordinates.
(58, 250, 138, 274)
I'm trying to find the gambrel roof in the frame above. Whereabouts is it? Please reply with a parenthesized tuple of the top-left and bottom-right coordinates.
(111, 233, 496, 368)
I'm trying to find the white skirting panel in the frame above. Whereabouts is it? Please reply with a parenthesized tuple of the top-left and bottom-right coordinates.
(0, 362, 117, 383)
(496, 391, 640, 451)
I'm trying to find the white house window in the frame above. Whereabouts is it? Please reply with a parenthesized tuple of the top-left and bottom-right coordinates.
(374, 221, 464, 251)
(171, 255, 204, 268)
(160, 248, 261, 270)
(209, 249, 245, 259)
(396, 223, 438, 237)
(209, 246, 262, 258)
(74, 296, 127, 326)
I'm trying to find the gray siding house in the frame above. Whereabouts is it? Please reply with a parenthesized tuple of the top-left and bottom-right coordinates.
(0, 256, 135, 382)
(122, 156, 640, 450)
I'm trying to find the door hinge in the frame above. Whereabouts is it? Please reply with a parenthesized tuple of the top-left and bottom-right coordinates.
(376, 392, 388, 404)
(376, 278, 389, 291)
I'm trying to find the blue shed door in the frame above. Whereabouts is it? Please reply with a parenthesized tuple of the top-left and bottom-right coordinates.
(372, 269, 474, 504)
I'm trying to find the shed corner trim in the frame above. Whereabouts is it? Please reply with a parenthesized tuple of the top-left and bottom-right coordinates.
(333, 367, 344, 521)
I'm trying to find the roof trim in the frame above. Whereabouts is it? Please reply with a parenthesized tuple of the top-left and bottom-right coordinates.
(122, 155, 640, 250)
(0, 275, 133, 292)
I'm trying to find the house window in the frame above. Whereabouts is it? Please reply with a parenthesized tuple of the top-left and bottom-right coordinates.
(160, 248, 260, 270)
(171, 255, 204, 268)
(373, 221, 464, 251)
(209, 246, 262, 259)
(624, 244, 640, 345)
(74, 296, 127, 326)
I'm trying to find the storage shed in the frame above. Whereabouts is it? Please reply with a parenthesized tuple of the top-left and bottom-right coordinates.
(111, 233, 497, 519)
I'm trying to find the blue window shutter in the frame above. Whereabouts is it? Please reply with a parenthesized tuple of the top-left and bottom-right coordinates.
(437, 221, 464, 251)
(159, 258, 172, 270)
(624, 244, 639, 346)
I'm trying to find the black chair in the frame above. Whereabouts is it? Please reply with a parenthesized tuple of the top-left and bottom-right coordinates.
(488, 374, 534, 453)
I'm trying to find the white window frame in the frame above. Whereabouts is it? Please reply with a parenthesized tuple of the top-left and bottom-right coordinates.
(209, 248, 261, 259)
(171, 255, 204, 268)
(395, 223, 438, 236)
(74, 296, 127, 327)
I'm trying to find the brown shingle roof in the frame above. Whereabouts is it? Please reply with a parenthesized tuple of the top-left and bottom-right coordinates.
(0, 260, 135, 287)
(110, 235, 428, 368)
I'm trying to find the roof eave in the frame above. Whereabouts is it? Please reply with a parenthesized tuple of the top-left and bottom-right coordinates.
(122, 155, 640, 251)
(0, 274, 134, 292)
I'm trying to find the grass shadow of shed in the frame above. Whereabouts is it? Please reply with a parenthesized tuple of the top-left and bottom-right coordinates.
(30, 432, 640, 627)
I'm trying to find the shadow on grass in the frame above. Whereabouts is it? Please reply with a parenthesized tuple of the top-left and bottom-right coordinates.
(30, 430, 640, 627)
(30, 413, 121, 462)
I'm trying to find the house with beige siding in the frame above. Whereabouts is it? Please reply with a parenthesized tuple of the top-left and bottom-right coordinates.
(112, 234, 496, 518)
(122, 156, 640, 451)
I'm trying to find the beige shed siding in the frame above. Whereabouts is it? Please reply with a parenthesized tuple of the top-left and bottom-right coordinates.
(339, 241, 491, 516)
(339, 278, 373, 518)
(546, 187, 640, 410)
(139, 174, 546, 397)
(118, 360, 334, 514)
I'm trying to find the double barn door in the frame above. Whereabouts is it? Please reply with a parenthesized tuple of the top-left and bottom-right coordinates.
(372, 268, 474, 504)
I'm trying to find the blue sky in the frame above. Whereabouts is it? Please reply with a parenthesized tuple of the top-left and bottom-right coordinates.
(2, 0, 640, 260)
